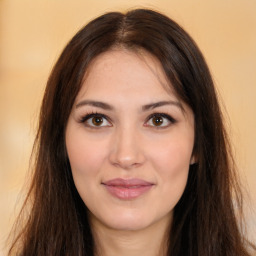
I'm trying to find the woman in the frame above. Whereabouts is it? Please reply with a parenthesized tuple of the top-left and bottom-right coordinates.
(8, 8, 255, 256)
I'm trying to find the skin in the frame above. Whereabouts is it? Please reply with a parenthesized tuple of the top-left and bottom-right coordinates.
(65, 49, 195, 256)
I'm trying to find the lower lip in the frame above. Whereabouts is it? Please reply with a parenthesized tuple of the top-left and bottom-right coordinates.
(103, 185, 153, 200)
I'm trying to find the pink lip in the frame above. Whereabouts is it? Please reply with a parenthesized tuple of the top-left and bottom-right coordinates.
(102, 178, 154, 200)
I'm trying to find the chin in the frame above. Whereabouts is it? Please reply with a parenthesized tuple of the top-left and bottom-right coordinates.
(92, 207, 172, 233)
(89, 208, 154, 231)
(106, 217, 151, 231)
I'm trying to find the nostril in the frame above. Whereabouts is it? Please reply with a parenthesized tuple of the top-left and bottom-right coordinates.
(108, 129, 146, 169)
(111, 155, 143, 169)
(109, 147, 145, 169)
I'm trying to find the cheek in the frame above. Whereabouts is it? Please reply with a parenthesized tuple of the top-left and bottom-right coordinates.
(149, 135, 193, 197)
(150, 135, 194, 172)
(65, 128, 108, 179)
(65, 128, 110, 207)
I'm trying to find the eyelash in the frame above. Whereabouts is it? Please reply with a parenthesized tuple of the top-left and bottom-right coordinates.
(79, 112, 176, 128)
(145, 113, 176, 128)
(79, 112, 112, 128)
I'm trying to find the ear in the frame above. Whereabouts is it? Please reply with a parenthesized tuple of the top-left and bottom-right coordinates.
(190, 154, 197, 165)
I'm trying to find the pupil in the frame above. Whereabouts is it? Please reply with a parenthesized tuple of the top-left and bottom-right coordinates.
(153, 116, 163, 126)
(92, 117, 103, 126)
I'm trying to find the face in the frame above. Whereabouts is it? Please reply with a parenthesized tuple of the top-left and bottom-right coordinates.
(65, 49, 195, 232)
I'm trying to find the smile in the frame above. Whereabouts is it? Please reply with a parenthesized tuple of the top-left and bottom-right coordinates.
(102, 178, 154, 200)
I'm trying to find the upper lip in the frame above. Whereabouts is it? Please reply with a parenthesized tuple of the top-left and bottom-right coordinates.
(102, 178, 154, 187)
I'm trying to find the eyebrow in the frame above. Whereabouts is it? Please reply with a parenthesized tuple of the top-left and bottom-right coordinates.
(76, 100, 114, 110)
(75, 100, 183, 111)
(142, 100, 183, 111)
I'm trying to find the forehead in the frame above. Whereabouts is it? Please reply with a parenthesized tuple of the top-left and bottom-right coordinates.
(76, 49, 177, 102)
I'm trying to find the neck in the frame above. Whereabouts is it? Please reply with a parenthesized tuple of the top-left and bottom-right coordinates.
(90, 215, 172, 256)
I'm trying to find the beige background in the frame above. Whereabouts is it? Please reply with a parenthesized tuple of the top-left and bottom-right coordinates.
(0, 0, 255, 254)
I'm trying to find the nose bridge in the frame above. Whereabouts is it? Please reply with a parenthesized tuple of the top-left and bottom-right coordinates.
(109, 123, 144, 169)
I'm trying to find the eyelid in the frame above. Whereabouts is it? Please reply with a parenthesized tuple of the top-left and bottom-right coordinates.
(78, 111, 176, 128)
(144, 113, 176, 127)
(79, 112, 112, 127)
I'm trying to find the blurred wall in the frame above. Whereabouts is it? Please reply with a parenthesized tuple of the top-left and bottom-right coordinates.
(0, 0, 255, 254)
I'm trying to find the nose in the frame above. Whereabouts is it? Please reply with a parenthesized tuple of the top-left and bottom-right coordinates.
(109, 127, 145, 170)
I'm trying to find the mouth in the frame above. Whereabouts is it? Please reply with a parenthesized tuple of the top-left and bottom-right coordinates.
(102, 178, 154, 200)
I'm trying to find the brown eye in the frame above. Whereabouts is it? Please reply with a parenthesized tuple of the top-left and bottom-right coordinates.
(152, 116, 163, 126)
(92, 116, 103, 126)
(82, 114, 112, 128)
(145, 113, 175, 128)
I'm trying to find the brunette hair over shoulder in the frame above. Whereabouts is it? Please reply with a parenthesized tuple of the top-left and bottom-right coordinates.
(8, 8, 254, 256)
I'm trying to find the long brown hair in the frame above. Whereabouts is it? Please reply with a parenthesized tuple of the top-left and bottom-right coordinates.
(8, 9, 255, 255)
